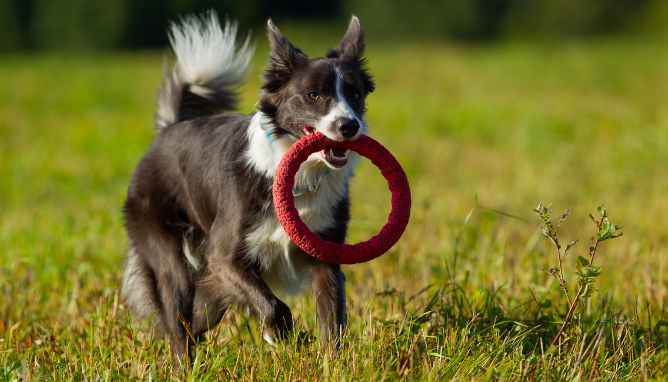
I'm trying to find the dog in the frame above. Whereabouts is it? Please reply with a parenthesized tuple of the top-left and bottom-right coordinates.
(121, 11, 375, 360)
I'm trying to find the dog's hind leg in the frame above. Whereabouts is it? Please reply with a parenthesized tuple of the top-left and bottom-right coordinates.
(124, 237, 196, 361)
(123, 207, 197, 362)
(309, 260, 347, 353)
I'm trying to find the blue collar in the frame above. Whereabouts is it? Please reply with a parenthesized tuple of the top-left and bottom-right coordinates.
(259, 114, 275, 146)
(259, 114, 330, 196)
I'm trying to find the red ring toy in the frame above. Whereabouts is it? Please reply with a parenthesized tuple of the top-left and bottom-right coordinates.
(273, 132, 411, 264)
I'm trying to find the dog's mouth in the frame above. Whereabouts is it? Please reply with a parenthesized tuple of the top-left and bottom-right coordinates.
(302, 126, 349, 168)
(321, 147, 349, 168)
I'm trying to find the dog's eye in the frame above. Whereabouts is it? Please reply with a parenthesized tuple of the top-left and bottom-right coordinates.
(308, 92, 320, 100)
(352, 93, 360, 100)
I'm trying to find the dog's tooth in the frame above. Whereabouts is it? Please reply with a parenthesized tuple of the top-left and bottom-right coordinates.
(329, 149, 334, 158)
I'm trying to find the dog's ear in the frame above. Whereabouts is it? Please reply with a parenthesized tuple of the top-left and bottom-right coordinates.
(262, 19, 308, 93)
(327, 16, 364, 63)
(327, 16, 375, 93)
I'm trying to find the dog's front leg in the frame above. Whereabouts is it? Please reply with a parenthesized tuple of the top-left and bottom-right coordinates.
(309, 261, 347, 352)
(207, 255, 294, 344)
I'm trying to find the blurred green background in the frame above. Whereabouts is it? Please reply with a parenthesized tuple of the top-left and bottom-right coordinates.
(2, 0, 668, 52)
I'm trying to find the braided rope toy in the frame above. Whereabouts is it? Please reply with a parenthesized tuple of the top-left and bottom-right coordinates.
(273, 131, 411, 264)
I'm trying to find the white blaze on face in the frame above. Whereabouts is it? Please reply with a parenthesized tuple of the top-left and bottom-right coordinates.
(315, 66, 362, 141)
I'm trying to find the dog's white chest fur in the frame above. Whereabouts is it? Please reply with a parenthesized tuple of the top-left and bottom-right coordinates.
(244, 189, 336, 294)
(243, 112, 356, 294)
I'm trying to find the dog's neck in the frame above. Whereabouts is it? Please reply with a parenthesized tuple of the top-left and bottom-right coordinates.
(244, 111, 357, 196)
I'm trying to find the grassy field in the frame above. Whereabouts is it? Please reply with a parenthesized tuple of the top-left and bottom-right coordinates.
(2, 32, 668, 380)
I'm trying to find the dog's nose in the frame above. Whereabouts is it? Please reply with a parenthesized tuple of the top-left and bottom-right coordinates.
(337, 118, 360, 138)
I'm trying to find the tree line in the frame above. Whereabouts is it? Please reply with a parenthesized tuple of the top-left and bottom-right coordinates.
(0, 0, 666, 52)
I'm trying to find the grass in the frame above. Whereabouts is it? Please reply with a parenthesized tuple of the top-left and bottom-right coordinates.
(2, 32, 668, 380)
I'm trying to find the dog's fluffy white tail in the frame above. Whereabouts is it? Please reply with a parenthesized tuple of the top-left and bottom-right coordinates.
(155, 11, 254, 129)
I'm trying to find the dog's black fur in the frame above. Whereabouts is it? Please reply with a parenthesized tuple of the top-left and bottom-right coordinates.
(122, 13, 374, 360)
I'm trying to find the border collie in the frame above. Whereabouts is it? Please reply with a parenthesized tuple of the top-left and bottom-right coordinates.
(121, 12, 374, 359)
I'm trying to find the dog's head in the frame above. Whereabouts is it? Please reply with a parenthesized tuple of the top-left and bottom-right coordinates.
(259, 16, 375, 169)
